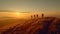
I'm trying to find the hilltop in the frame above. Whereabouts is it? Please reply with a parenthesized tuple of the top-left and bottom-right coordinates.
(0, 17, 60, 34)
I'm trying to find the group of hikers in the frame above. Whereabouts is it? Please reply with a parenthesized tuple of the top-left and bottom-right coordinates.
(31, 13, 44, 19)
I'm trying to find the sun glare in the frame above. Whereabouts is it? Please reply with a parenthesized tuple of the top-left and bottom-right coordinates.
(14, 12, 20, 18)
(16, 12, 20, 16)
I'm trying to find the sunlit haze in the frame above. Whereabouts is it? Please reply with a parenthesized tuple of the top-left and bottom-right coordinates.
(0, 0, 60, 19)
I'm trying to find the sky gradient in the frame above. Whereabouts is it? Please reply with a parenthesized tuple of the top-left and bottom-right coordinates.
(0, 0, 60, 12)
(0, 0, 60, 19)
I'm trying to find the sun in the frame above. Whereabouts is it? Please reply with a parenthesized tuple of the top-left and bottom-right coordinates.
(14, 12, 20, 18)
(16, 12, 20, 15)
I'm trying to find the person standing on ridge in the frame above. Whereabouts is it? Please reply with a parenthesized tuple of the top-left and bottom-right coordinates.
(34, 14, 35, 19)
(37, 14, 38, 18)
(42, 13, 44, 18)
(31, 15, 33, 19)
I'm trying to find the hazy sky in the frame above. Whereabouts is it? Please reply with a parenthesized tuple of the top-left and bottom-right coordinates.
(0, 0, 60, 12)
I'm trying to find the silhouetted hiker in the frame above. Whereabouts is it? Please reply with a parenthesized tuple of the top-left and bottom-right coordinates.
(34, 14, 35, 19)
(37, 14, 38, 18)
(42, 13, 44, 18)
(31, 15, 33, 19)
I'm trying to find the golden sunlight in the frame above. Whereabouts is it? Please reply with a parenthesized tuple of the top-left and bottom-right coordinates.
(14, 12, 30, 19)
(15, 12, 20, 16)
(14, 12, 22, 18)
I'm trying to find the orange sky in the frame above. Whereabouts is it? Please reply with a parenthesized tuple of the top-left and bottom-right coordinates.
(0, 11, 60, 19)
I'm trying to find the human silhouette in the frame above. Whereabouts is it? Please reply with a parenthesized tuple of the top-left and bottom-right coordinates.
(37, 14, 38, 18)
(34, 14, 35, 19)
(31, 15, 33, 19)
(42, 13, 44, 18)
